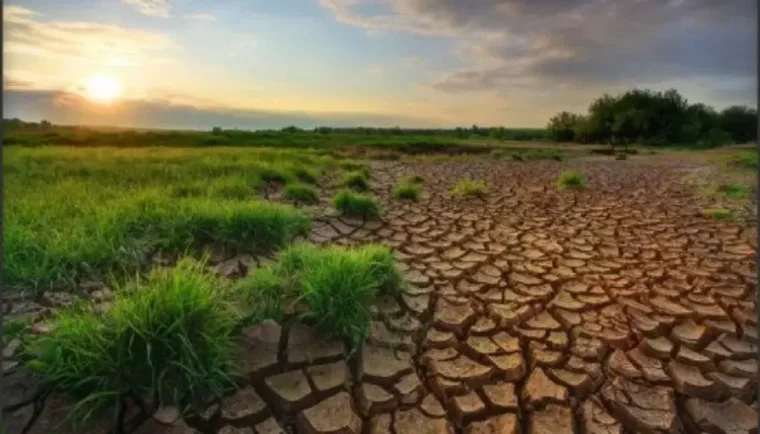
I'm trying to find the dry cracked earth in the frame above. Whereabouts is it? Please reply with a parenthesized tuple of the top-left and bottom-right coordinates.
(4, 158, 759, 434)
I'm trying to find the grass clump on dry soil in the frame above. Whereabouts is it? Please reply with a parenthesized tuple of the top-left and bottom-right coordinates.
(393, 182, 421, 201)
(24, 258, 241, 429)
(557, 170, 587, 189)
(451, 179, 488, 198)
(235, 243, 404, 348)
(333, 189, 381, 218)
(4, 147, 341, 290)
(702, 208, 734, 220)
(343, 170, 370, 191)
(284, 183, 319, 204)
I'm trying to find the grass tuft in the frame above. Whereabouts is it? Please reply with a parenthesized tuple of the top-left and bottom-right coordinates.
(235, 243, 404, 348)
(393, 183, 421, 201)
(717, 183, 749, 199)
(451, 180, 488, 198)
(292, 166, 320, 184)
(557, 170, 587, 189)
(343, 171, 370, 191)
(284, 183, 319, 204)
(25, 258, 240, 427)
(702, 208, 734, 220)
(333, 189, 380, 218)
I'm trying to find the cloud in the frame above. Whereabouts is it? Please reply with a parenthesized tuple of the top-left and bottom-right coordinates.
(183, 13, 217, 23)
(3, 89, 446, 129)
(3, 5, 176, 66)
(122, 0, 171, 17)
(322, 0, 757, 105)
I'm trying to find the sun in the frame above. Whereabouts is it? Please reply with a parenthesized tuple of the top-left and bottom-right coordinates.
(84, 74, 122, 103)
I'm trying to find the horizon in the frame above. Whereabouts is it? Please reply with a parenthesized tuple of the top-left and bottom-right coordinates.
(3, 0, 757, 130)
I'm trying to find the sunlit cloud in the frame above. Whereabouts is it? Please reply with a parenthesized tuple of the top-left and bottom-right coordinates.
(122, 0, 171, 17)
(183, 13, 217, 23)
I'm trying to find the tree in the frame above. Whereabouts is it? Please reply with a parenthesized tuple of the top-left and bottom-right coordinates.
(719, 105, 757, 143)
(547, 112, 581, 142)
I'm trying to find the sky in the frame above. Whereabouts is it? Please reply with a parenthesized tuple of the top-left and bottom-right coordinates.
(3, 0, 757, 129)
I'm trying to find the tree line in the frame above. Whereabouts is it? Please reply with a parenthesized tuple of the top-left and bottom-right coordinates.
(547, 88, 757, 147)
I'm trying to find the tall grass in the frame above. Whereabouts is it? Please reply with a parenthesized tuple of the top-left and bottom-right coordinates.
(451, 180, 488, 198)
(25, 258, 241, 428)
(557, 170, 587, 189)
(333, 189, 381, 218)
(4, 147, 332, 289)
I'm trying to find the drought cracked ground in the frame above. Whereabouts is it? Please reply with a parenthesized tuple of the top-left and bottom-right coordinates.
(6, 158, 759, 434)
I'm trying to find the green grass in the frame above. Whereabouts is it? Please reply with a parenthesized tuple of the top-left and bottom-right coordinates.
(4, 147, 331, 290)
(723, 152, 757, 170)
(451, 180, 488, 198)
(511, 149, 564, 161)
(284, 183, 319, 204)
(557, 170, 587, 189)
(343, 171, 370, 191)
(25, 258, 240, 428)
(702, 208, 734, 220)
(234, 243, 404, 348)
(333, 189, 380, 218)
(393, 182, 421, 201)
(718, 183, 749, 199)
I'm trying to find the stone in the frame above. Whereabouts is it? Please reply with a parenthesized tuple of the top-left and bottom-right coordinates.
(153, 406, 181, 425)
(394, 407, 453, 434)
(602, 377, 677, 434)
(582, 400, 622, 434)
(465, 414, 519, 434)
(221, 386, 269, 422)
(419, 393, 447, 418)
(369, 414, 392, 434)
(255, 418, 286, 434)
(238, 321, 281, 377)
(667, 361, 720, 399)
(296, 392, 362, 434)
(287, 324, 346, 368)
(522, 367, 568, 409)
(529, 404, 574, 434)
(264, 370, 314, 414)
(430, 355, 493, 386)
(482, 381, 518, 411)
(306, 361, 350, 393)
(451, 391, 486, 428)
(394, 373, 423, 405)
(362, 346, 414, 386)
(356, 384, 397, 417)
(686, 398, 757, 434)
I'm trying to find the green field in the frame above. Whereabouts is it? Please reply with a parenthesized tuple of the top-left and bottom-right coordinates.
(3, 146, 360, 290)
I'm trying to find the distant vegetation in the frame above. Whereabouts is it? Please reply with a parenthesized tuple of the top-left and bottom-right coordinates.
(547, 88, 757, 147)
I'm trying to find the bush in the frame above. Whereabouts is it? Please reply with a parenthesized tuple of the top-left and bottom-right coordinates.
(393, 183, 421, 201)
(557, 170, 587, 189)
(333, 189, 380, 218)
(702, 208, 733, 220)
(284, 183, 319, 204)
(26, 258, 240, 427)
(451, 180, 488, 198)
(235, 243, 404, 348)
(343, 171, 370, 191)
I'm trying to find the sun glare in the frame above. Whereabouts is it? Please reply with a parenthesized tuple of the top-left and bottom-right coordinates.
(84, 74, 121, 103)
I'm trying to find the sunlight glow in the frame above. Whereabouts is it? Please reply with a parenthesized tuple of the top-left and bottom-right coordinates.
(84, 74, 122, 103)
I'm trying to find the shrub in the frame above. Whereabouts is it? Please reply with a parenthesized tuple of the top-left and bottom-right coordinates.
(343, 171, 370, 191)
(702, 208, 733, 220)
(26, 258, 240, 427)
(333, 189, 380, 218)
(284, 183, 319, 204)
(393, 183, 421, 201)
(235, 243, 404, 348)
(557, 170, 587, 189)
(451, 180, 488, 198)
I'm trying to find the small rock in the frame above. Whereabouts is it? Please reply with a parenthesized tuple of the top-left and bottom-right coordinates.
(153, 406, 181, 425)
